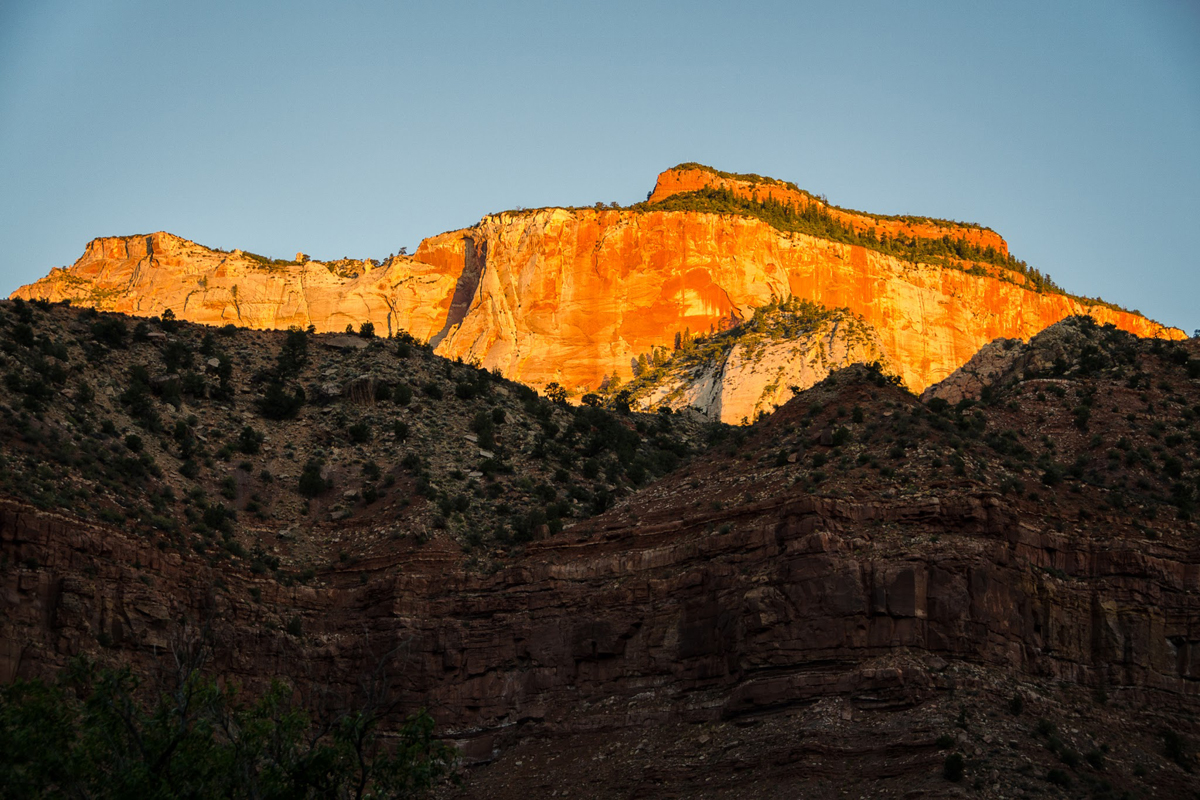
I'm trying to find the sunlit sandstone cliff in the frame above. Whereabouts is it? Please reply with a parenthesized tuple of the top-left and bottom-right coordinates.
(13, 167, 1183, 394)
(18, 234, 463, 341)
(648, 164, 1010, 256)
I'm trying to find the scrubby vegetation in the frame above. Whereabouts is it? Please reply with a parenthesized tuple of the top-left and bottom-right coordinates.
(665, 162, 993, 230)
(2, 299, 1197, 797)
(613, 298, 884, 414)
(0, 652, 455, 798)
(627, 297, 840, 384)
(719, 317, 1200, 533)
(639, 186, 1075, 294)
(0, 300, 708, 580)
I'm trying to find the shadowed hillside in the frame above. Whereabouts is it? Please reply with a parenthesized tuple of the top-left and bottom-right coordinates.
(2, 304, 1200, 797)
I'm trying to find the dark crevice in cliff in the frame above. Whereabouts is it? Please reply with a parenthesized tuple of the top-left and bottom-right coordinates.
(428, 234, 486, 349)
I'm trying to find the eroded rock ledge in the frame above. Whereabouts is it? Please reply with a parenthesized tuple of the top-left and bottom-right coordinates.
(4, 482, 1198, 764)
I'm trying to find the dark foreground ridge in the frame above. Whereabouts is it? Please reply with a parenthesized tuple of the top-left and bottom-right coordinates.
(3, 302, 1200, 797)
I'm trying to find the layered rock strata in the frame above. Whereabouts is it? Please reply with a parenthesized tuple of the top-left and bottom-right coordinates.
(13, 169, 1183, 397)
(4, 316, 1200, 794)
(4, 387, 1198, 765)
(647, 164, 1010, 255)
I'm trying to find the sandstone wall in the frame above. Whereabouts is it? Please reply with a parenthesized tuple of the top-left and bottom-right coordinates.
(13, 174, 1183, 395)
(4, 488, 1199, 760)
(16, 232, 464, 341)
(647, 165, 1010, 255)
(428, 209, 1178, 392)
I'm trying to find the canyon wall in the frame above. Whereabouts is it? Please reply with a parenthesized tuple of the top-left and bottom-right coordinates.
(4, 443, 1199, 762)
(13, 168, 1183, 394)
(15, 232, 464, 341)
(2, 312, 1199, 793)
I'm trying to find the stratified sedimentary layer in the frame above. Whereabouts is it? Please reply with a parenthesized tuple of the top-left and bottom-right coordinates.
(13, 167, 1183, 395)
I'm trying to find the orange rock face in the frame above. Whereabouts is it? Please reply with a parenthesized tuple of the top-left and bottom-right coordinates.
(424, 208, 1179, 392)
(648, 166, 1009, 256)
(16, 232, 464, 341)
(13, 169, 1183, 394)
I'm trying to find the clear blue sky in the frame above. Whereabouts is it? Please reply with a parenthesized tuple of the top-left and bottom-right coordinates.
(2, 1, 1197, 333)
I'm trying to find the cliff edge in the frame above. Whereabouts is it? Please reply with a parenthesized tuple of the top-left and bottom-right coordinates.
(13, 166, 1184, 396)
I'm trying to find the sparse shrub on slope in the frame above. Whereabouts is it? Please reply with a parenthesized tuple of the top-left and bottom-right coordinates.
(259, 382, 305, 420)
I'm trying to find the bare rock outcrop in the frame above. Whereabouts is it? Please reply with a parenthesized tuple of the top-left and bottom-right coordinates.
(631, 307, 896, 423)
(13, 169, 1184, 399)
(920, 336, 1025, 405)
(922, 315, 1161, 404)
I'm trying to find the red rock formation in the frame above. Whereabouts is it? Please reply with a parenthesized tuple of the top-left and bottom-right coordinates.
(4, 381, 1199, 762)
(13, 169, 1183, 395)
(648, 164, 1009, 255)
(3, 322, 1200, 794)
(17, 232, 463, 340)
(425, 208, 1180, 393)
